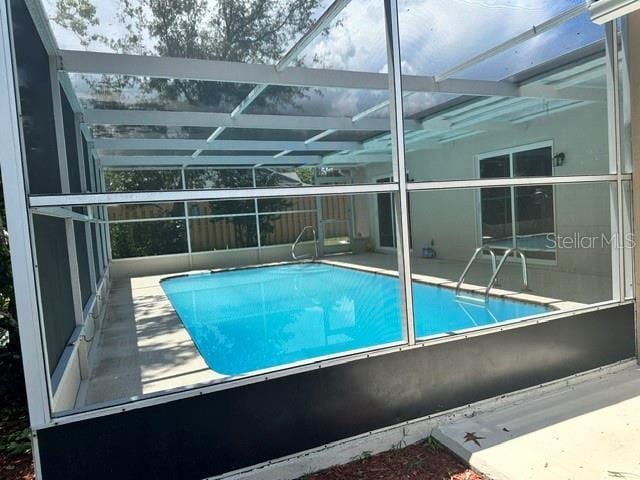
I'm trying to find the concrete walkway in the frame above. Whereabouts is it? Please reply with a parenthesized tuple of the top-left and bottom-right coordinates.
(434, 364, 640, 480)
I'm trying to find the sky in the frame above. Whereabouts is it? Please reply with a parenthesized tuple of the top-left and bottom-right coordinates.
(40, 0, 604, 122)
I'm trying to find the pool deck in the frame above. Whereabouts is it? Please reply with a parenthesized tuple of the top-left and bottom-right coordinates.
(77, 274, 224, 408)
(77, 253, 592, 408)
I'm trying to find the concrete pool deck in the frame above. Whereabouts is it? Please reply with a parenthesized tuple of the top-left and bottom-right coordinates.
(77, 252, 598, 408)
(77, 274, 224, 408)
(434, 363, 640, 480)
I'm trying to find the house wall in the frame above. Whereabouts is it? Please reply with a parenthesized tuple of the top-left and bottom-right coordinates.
(629, 11, 640, 358)
(356, 101, 614, 297)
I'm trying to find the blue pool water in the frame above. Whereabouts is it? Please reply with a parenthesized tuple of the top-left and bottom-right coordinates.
(161, 263, 550, 375)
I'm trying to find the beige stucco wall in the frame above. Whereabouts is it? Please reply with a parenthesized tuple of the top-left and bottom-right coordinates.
(358, 99, 613, 280)
(630, 12, 640, 341)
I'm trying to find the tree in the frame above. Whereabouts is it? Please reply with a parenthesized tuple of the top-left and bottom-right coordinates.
(186, 168, 293, 248)
(0, 178, 25, 402)
(54, 0, 323, 111)
(53, 0, 328, 255)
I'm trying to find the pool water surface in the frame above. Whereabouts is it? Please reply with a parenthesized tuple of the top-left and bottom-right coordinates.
(161, 263, 550, 375)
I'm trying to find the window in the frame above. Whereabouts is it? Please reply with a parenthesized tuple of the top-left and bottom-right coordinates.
(478, 144, 556, 261)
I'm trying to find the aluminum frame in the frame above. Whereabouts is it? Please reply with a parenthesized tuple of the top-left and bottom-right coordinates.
(0, 0, 51, 429)
(0, 0, 634, 433)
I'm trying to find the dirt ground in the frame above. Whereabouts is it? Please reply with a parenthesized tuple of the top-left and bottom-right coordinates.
(300, 440, 485, 480)
(0, 389, 34, 480)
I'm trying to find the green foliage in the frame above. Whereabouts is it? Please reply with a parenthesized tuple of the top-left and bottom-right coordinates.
(55, 0, 322, 109)
(105, 169, 182, 192)
(0, 426, 31, 456)
(188, 168, 293, 248)
(0, 180, 19, 362)
(110, 221, 188, 259)
(295, 167, 315, 185)
(53, 0, 101, 47)
(0, 178, 28, 452)
(424, 436, 443, 452)
(52, 1, 329, 257)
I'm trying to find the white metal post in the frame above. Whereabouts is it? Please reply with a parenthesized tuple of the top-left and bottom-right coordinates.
(252, 167, 262, 261)
(605, 21, 626, 303)
(181, 166, 193, 267)
(97, 164, 112, 265)
(88, 150, 105, 274)
(618, 16, 635, 302)
(49, 59, 85, 328)
(316, 195, 325, 257)
(0, 0, 51, 428)
(384, 0, 416, 345)
(76, 115, 97, 295)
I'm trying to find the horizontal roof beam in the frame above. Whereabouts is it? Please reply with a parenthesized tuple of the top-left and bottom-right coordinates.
(60, 50, 521, 98)
(518, 84, 604, 102)
(31, 206, 97, 222)
(29, 183, 400, 207)
(60, 50, 390, 90)
(92, 138, 361, 152)
(82, 109, 422, 131)
(99, 155, 323, 167)
(62, 51, 602, 108)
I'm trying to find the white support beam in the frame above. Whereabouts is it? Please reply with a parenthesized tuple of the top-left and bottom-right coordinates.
(75, 114, 97, 294)
(279, 0, 351, 68)
(92, 138, 361, 152)
(49, 56, 85, 328)
(59, 50, 389, 89)
(60, 50, 524, 98)
(518, 84, 605, 102)
(99, 155, 323, 168)
(28, 183, 400, 208)
(0, 0, 51, 428)
(23, 0, 83, 114)
(386, 0, 415, 345)
(60, 49, 604, 103)
(31, 207, 103, 223)
(434, 4, 587, 82)
(23, 0, 59, 54)
(510, 100, 588, 124)
(59, 73, 82, 112)
(191, 0, 354, 157)
(82, 109, 420, 130)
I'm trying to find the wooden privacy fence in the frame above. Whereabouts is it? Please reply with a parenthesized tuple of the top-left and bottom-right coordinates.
(108, 195, 351, 251)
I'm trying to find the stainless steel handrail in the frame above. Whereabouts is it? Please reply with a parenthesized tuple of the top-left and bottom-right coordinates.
(291, 225, 318, 261)
(484, 248, 528, 301)
(455, 245, 497, 297)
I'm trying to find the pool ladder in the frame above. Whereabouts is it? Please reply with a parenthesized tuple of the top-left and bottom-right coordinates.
(456, 247, 528, 303)
(291, 225, 319, 261)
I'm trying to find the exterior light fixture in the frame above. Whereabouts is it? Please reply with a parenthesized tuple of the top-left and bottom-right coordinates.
(553, 152, 566, 167)
(588, 0, 640, 24)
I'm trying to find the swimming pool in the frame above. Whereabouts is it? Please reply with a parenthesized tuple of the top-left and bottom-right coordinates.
(161, 263, 550, 375)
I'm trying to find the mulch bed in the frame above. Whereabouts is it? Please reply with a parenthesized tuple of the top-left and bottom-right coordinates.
(0, 366, 34, 480)
(0, 453, 34, 480)
(0, 402, 34, 480)
(300, 440, 485, 480)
